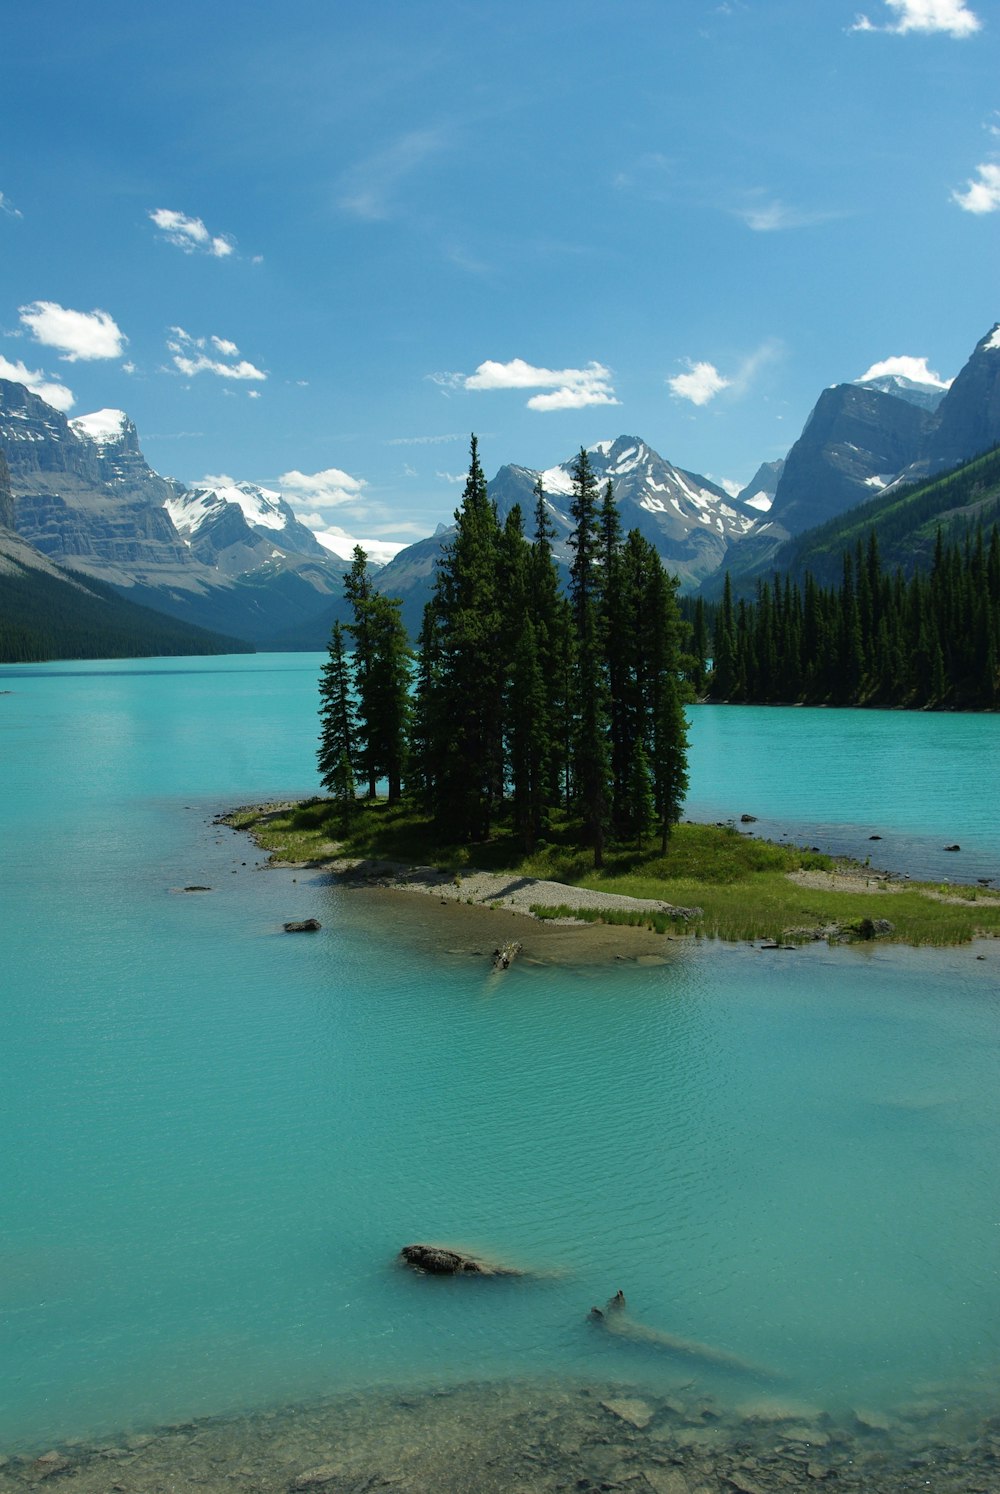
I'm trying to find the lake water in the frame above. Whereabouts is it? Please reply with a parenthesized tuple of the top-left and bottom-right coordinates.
(2, 654, 999, 1461)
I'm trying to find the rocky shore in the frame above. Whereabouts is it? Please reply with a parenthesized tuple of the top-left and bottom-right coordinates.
(2, 1377, 997, 1494)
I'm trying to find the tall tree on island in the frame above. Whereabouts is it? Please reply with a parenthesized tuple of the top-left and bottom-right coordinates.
(317, 619, 358, 820)
(567, 447, 612, 867)
(343, 545, 411, 804)
(422, 435, 504, 840)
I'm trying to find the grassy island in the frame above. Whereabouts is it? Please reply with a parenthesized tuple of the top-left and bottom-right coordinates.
(225, 798, 1000, 949)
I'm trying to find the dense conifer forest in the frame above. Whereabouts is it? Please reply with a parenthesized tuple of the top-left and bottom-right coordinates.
(707, 525, 1000, 709)
(319, 438, 690, 862)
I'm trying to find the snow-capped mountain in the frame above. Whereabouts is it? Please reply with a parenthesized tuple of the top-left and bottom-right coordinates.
(0, 378, 349, 643)
(853, 373, 949, 413)
(487, 435, 758, 586)
(354, 434, 761, 640)
(165, 480, 326, 575)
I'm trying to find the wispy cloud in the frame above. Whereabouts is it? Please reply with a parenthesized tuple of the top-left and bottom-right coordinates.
(612, 153, 674, 201)
(278, 467, 367, 509)
(167, 327, 266, 381)
(668, 361, 731, 406)
(857, 354, 952, 386)
(19, 301, 127, 362)
(149, 208, 235, 258)
(436, 470, 467, 484)
(0, 354, 75, 411)
(385, 432, 465, 446)
(951, 161, 1000, 213)
(338, 129, 448, 221)
(0, 191, 23, 220)
(732, 193, 845, 232)
(850, 0, 981, 36)
(431, 357, 620, 412)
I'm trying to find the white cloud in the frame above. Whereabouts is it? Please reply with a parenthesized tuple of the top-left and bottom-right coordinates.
(0, 354, 75, 411)
(857, 354, 952, 386)
(19, 301, 127, 362)
(247, 390, 261, 399)
(278, 466, 367, 509)
(0, 191, 23, 219)
(167, 326, 266, 382)
(436, 470, 467, 484)
(851, 0, 980, 35)
(122, 361, 136, 375)
(149, 208, 235, 258)
(668, 360, 731, 406)
(951, 162, 1000, 213)
(198, 473, 237, 488)
(458, 357, 620, 412)
(385, 432, 464, 446)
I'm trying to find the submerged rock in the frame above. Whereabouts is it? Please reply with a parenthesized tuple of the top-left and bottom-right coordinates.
(399, 1243, 523, 1277)
(283, 918, 321, 932)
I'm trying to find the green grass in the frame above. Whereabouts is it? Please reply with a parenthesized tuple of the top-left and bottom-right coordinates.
(222, 798, 1000, 947)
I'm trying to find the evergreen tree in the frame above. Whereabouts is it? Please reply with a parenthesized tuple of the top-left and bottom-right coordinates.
(568, 448, 612, 866)
(317, 621, 358, 821)
(427, 435, 504, 840)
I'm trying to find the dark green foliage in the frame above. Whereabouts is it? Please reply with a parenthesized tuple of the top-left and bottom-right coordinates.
(0, 563, 252, 662)
(317, 621, 359, 820)
(317, 435, 690, 860)
(707, 520, 1000, 709)
(343, 546, 412, 802)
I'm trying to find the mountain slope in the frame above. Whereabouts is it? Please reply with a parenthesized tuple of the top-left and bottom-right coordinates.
(756, 444, 1000, 590)
(0, 450, 251, 661)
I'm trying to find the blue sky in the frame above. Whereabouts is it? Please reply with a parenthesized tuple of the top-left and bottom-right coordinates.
(2, 0, 998, 553)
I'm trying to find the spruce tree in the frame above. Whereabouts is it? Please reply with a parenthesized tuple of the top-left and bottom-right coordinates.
(317, 621, 358, 821)
(568, 447, 612, 866)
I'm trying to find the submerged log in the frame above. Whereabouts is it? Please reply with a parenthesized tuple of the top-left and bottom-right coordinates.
(589, 1291, 776, 1378)
(492, 940, 522, 970)
(399, 1243, 523, 1277)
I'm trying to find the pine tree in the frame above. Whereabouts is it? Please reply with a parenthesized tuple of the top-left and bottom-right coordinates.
(568, 448, 612, 866)
(317, 621, 358, 821)
(427, 435, 504, 840)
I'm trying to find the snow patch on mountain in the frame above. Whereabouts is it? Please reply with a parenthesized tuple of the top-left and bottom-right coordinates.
(986, 325, 1000, 352)
(166, 481, 289, 535)
(69, 409, 129, 445)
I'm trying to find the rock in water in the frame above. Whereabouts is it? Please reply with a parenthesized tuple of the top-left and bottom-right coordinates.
(283, 918, 321, 932)
(399, 1243, 522, 1277)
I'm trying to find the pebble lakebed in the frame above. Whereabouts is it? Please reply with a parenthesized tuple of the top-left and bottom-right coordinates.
(2, 1377, 998, 1494)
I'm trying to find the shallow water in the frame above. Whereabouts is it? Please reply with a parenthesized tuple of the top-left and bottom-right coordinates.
(1, 656, 999, 1460)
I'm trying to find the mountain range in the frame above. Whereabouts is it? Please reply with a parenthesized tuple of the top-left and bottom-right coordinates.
(1, 323, 999, 656)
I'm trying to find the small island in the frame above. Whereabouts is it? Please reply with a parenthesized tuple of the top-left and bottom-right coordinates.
(224, 796, 1000, 951)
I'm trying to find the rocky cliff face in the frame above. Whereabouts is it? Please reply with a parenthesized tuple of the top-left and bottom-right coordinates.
(925, 324, 1000, 470)
(767, 384, 933, 536)
(0, 379, 350, 645)
(0, 448, 14, 531)
(1, 382, 190, 568)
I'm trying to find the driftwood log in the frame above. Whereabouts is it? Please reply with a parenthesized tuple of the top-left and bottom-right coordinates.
(589, 1291, 776, 1378)
(492, 940, 522, 970)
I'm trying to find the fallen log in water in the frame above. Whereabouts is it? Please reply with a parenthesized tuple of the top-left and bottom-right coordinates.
(589, 1291, 777, 1378)
(492, 940, 522, 970)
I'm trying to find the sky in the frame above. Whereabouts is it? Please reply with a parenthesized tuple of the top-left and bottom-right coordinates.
(1, 0, 998, 554)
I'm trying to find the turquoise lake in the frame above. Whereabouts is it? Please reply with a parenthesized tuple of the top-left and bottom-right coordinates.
(1, 654, 999, 1451)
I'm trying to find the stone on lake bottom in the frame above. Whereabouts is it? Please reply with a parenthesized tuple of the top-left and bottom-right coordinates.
(601, 1397, 655, 1429)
